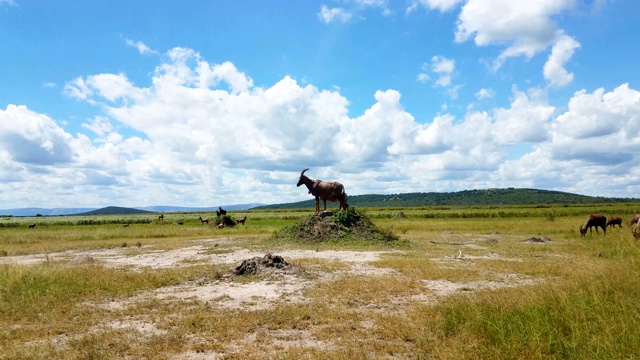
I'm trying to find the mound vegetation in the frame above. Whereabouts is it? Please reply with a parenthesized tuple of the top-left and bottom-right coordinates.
(271, 207, 400, 244)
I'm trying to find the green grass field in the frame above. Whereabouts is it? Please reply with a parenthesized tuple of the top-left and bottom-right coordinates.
(1, 204, 639, 359)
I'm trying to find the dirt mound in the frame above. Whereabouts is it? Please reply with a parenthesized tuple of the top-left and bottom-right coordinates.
(395, 211, 407, 219)
(272, 208, 399, 244)
(524, 236, 552, 243)
(234, 254, 291, 275)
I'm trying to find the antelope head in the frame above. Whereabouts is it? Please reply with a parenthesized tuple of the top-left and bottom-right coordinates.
(296, 168, 310, 187)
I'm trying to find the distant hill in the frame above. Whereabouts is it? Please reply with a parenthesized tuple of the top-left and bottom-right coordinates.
(0, 207, 96, 217)
(139, 204, 264, 213)
(76, 206, 154, 215)
(252, 188, 640, 210)
(0, 203, 264, 217)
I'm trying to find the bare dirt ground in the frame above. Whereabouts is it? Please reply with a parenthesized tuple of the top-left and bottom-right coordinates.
(2, 235, 540, 358)
(1, 236, 537, 310)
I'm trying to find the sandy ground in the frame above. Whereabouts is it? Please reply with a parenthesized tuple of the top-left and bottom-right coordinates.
(1, 237, 536, 311)
(1, 238, 402, 311)
(3, 236, 541, 358)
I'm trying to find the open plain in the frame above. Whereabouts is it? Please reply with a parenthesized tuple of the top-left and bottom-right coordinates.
(2, 205, 640, 359)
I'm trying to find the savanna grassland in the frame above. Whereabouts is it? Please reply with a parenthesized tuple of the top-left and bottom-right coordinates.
(1, 204, 640, 359)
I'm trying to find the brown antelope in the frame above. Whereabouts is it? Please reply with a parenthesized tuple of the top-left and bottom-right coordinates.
(199, 216, 209, 225)
(236, 216, 247, 225)
(606, 216, 622, 229)
(28, 223, 36, 229)
(296, 168, 348, 215)
(629, 214, 640, 227)
(217, 222, 225, 229)
(579, 213, 607, 237)
(158, 214, 164, 221)
(216, 207, 227, 217)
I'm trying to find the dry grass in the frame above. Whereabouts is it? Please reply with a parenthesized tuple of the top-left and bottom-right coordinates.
(1, 209, 640, 359)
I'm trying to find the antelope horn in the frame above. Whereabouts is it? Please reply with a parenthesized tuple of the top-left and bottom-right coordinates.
(300, 168, 310, 177)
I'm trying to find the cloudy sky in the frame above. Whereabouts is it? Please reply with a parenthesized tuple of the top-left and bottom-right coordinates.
(1, 0, 639, 209)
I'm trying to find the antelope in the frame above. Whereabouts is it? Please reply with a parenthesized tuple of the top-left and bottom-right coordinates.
(296, 168, 348, 215)
(606, 216, 622, 229)
(629, 214, 640, 227)
(177, 221, 184, 225)
(236, 216, 247, 225)
(217, 222, 225, 229)
(579, 213, 607, 237)
(28, 223, 36, 229)
(123, 224, 130, 227)
(199, 216, 209, 225)
(158, 213, 164, 221)
(216, 207, 227, 217)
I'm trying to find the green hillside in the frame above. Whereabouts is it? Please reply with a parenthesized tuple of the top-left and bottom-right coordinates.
(77, 206, 153, 215)
(253, 188, 639, 210)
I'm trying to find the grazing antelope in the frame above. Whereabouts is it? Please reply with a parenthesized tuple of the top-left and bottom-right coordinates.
(28, 223, 36, 229)
(579, 213, 607, 237)
(199, 216, 209, 225)
(296, 168, 348, 215)
(236, 216, 247, 225)
(606, 216, 622, 229)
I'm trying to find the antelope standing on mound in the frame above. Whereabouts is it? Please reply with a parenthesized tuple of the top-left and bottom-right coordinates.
(579, 213, 607, 237)
(296, 168, 348, 215)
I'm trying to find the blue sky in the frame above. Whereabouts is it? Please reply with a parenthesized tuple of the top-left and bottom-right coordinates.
(1, 0, 639, 209)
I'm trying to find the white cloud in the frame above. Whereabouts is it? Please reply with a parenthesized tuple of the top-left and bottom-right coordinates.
(417, 56, 456, 89)
(475, 88, 493, 99)
(0, 0, 17, 6)
(416, 72, 430, 83)
(492, 87, 554, 145)
(318, 5, 353, 24)
(553, 83, 640, 140)
(543, 33, 581, 88)
(4, 47, 640, 207)
(125, 39, 158, 55)
(431, 56, 455, 87)
(454, 0, 576, 69)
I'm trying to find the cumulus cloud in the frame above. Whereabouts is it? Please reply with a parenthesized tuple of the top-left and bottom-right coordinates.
(417, 56, 457, 91)
(0, 105, 75, 165)
(543, 33, 581, 88)
(3, 47, 640, 207)
(431, 56, 455, 87)
(318, 5, 353, 24)
(454, 0, 575, 69)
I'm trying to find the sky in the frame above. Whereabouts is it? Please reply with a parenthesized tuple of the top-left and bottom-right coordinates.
(1, 0, 639, 209)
